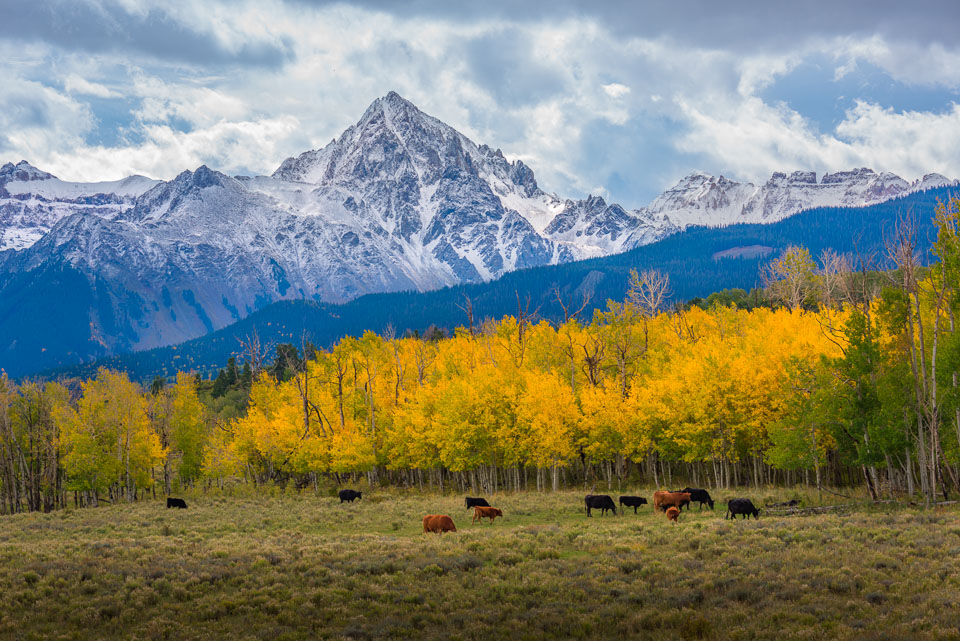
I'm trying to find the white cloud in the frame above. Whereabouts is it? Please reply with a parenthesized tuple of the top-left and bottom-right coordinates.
(40, 116, 301, 182)
(602, 83, 630, 99)
(835, 101, 960, 177)
(830, 35, 960, 88)
(674, 94, 960, 185)
(63, 74, 121, 98)
(0, 68, 95, 160)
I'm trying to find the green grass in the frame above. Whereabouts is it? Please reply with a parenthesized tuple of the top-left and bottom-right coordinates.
(1, 488, 959, 640)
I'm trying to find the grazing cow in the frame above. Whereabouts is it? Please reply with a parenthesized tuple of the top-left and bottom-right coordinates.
(585, 494, 617, 517)
(465, 497, 490, 509)
(423, 514, 457, 533)
(681, 487, 715, 510)
(653, 491, 692, 512)
(339, 489, 362, 503)
(166, 497, 187, 509)
(472, 506, 503, 524)
(726, 498, 760, 520)
(618, 496, 648, 514)
(666, 506, 680, 523)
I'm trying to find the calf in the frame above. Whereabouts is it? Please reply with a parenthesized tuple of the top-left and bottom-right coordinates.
(666, 506, 680, 523)
(585, 494, 617, 517)
(339, 489, 362, 503)
(618, 496, 648, 514)
(465, 497, 490, 509)
(653, 491, 691, 512)
(726, 498, 760, 520)
(166, 497, 187, 509)
(472, 506, 503, 524)
(423, 514, 457, 533)
(681, 487, 715, 510)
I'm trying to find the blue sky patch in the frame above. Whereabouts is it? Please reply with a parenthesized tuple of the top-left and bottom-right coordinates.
(761, 57, 960, 133)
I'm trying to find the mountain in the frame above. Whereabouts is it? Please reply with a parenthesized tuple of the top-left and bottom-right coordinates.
(0, 160, 160, 251)
(0, 91, 956, 377)
(31, 186, 955, 382)
(645, 169, 954, 229)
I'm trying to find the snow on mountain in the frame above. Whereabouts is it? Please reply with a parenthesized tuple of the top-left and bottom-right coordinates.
(0, 160, 159, 251)
(1, 91, 957, 369)
(646, 168, 950, 230)
(910, 173, 959, 192)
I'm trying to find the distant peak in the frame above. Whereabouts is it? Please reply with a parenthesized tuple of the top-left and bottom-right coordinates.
(170, 165, 231, 190)
(0, 160, 55, 181)
(821, 167, 878, 185)
(766, 171, 817, 185)
(670, 171, 715, 188)
(362, 91, 420, 119)
(913, 173, 959, 191)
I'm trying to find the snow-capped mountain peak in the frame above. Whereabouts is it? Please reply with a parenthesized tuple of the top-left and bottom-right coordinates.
(1, 160, 55, 183)
(0, 161, 160, 251)
(646, 166, 952, 229)
(912, 173, 959, 192)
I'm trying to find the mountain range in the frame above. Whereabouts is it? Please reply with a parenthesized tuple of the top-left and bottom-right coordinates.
(0, 91, 956, 376)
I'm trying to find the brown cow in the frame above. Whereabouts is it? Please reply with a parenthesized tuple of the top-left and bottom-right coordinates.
(472, 506, 503, 524)
(653, 491, 692, 512)
(666, 506, 680, 523)
(422, 514, 457, 533)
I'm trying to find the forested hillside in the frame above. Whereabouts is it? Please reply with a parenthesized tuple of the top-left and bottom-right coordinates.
(32, 186, 952, 382)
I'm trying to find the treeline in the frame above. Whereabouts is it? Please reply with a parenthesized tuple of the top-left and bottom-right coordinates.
(0, 372, 203, 511)
(3, 197, 960, 514)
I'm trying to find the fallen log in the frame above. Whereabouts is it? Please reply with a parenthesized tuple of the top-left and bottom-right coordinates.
(765, 498, 959, 516)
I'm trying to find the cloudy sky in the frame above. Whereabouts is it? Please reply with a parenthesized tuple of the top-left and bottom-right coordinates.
(3, 0, 960, 206)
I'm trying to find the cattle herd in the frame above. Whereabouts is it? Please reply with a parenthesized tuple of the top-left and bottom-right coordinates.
(448, 488, 758, 532)
(591, 488, 758, 522)
(164, 488, 764, 532)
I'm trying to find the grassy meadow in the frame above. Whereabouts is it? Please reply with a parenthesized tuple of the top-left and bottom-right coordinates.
(1, 488, 959, 640)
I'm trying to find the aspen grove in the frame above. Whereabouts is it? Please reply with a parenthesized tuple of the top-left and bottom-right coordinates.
(4, 198, 960, 513)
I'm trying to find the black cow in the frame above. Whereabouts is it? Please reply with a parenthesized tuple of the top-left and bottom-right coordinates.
(726, 498, 760, 520)
(681, 487, 715, 510)
(618, 495, 648, 514)
(465, 497, 490, 509)
(166, 497, 187, 509)
(339, 489, 362, 503)
(585, 494, 617, 517)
